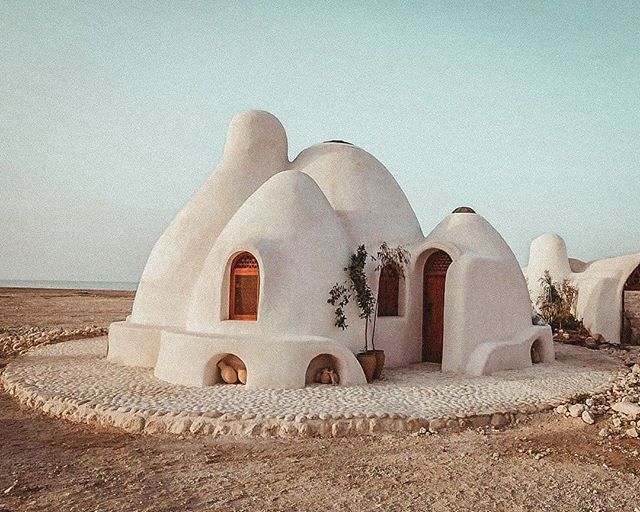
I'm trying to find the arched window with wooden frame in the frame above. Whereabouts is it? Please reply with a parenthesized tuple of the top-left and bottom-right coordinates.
(377, 265, 400, 317)
(229, 252, 259, 320)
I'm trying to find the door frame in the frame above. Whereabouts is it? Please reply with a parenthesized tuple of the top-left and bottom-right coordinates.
(421, 250, 452, 363)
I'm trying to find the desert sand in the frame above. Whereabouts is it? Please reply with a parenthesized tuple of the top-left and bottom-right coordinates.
(1, 288, 640, 512)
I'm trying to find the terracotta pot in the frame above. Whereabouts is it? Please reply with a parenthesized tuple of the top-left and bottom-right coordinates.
(371, 349, 385, 380)
(219, 365, 238, 384)
(356, 352, 377, 383)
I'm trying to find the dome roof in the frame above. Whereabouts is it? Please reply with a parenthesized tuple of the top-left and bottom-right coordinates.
(291, 143, 423, 245)
(526, 233, 572, 281)
(222, 110, 288, 166)
(425, 212, 517, 261)
(192, 170, 352, 336)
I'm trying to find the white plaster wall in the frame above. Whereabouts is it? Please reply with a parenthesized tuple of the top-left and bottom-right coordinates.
(525, 233, 573, 298)
(524, 233, 640, 343)
(130, 111, 289, 327)
(185, 170, 358, 346)
(154, 330, 366, 389)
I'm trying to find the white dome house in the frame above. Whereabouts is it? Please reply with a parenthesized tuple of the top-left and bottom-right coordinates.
(524, 233, 640, 344)
(108, 111, 554, 389)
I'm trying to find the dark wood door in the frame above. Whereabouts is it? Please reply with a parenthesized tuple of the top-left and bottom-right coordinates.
(625, 265, 640, 291)
(422, 251, 452, 363)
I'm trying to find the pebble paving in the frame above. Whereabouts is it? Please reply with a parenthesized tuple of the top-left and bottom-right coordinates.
(1, 337, 623, 437)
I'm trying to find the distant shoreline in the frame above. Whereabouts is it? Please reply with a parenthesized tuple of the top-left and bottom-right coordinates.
(0, 280, 138, 292)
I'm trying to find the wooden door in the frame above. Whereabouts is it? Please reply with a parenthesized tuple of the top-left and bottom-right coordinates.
(422, 251, 452, 363)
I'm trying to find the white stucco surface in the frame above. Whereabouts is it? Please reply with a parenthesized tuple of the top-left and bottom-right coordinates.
(524, 233, 640, 343)
(108, 110, 554, 388)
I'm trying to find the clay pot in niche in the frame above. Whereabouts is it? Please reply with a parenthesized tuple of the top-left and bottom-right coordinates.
(217, 355, 247, 384)
(315, 367, 340, 385)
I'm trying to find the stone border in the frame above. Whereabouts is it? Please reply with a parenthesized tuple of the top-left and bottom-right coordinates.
(1, 338, 625, 438)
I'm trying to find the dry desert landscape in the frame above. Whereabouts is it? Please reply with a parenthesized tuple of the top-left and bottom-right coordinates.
(0, 288, 640, 512)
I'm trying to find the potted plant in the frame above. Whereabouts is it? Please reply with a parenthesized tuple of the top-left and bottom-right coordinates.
(369, 242, 411, 379)
(328, 243, 410, 382)
(328, 245, 377, 382)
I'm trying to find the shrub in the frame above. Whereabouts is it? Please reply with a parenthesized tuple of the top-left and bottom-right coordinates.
(536, 271, 580, 330)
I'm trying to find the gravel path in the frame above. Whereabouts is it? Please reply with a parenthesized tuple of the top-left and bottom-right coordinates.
(1, 337, 623, 437)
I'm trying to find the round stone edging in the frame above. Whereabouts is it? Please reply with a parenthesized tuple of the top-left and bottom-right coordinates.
(0, 338, 624, 439)
(2, 375, 540, 437)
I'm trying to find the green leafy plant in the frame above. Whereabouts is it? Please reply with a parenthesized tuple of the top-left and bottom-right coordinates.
(373, 242, 411, 278)
(328, 243, 410, 353)
(327, 282, 349, 330)
(369, 243, 411, 350)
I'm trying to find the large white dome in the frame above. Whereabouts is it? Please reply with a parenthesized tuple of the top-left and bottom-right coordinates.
(291, 142, 423, 246)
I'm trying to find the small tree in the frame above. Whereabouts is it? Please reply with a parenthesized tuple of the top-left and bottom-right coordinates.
(328, 243, 410, 353)
(536, 271, 579, 330)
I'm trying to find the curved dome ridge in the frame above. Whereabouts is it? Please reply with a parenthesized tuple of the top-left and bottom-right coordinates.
(290, 143, 423, 245)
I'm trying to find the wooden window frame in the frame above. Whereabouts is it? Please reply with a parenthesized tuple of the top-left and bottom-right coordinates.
(229, 252, 259, 321)
(377, 265, 400, 317)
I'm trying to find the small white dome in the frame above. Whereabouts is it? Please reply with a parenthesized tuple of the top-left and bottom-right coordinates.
(526, 233, 572, 283)
(222, 110, 288, 167)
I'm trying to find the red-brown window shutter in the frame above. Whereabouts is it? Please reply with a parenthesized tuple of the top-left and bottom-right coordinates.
(229, 252, 259, 320)
(377, 265, 400, 317)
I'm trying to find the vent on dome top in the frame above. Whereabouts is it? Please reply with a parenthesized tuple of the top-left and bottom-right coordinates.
(452, 206, 476, 214)
(323, 140, 353, 145)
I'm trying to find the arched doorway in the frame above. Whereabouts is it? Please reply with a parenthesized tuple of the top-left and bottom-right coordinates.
(622, 264, 640, 343)
(422, 250, 452, 363)
(229, 252, 259, 320)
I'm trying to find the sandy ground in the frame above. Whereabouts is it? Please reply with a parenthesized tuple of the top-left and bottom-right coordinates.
(0, 288, 134, 329)
(1, 288, 640, 512)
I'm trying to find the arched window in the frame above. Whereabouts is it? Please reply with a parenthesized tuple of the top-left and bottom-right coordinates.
(229, 252, 259, 320)
(377, 265, 400, 317)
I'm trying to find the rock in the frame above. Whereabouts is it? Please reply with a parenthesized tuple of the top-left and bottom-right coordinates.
(632, 363, 640, 375)
(581, 410, 595, 425)
(585, 398, 595, 407)
(555, 405, 568, 415)
(332, 422, 350, 437)
(611, 402, 640, 420)
(144, 419, 167, 434)
(490, 413, 510, 428)
(585, 338, 598, 349)
(612, 417, 623, 428)
(121, 415, 145, 432)
(598, 427, 610, 437)
(532, 314, 546, 326)
(625, 427, 639, 438)
(189, 418, 206, 434)
(429, 419, 446, 431)
(469, 415, 491, 428)
(568, 404, 585, 417)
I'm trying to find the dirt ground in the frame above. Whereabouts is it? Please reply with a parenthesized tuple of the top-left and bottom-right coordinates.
(0, 288, 134, 329)
(1, 289, 640, 512)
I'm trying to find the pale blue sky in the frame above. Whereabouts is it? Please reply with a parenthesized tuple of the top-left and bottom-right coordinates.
(1, 1, 639, 282)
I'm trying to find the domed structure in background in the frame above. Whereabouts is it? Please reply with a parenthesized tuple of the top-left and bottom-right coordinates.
(524, 234, 640, 344)
(108, 111, 554, 389)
